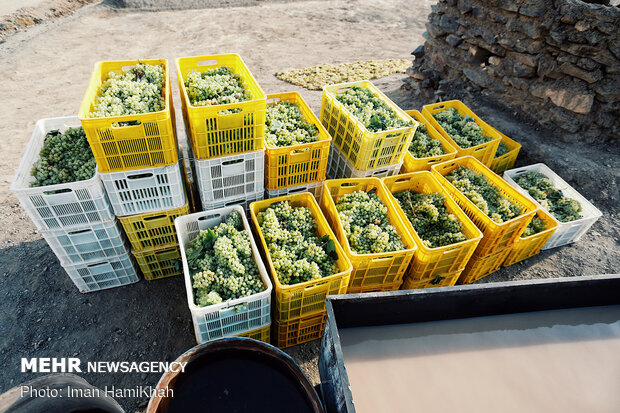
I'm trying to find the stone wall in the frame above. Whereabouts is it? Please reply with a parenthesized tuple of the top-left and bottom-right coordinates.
(404, 0, 620, 143)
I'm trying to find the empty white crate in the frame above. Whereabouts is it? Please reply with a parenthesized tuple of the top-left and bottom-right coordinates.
(195, 149, 264, 204)
(265, 181, 323, 200)
(202, 190, 264, 213)
(175, 206, 272, 344)
(327, 145, 402, 179)
(11, 116, 114, 230)
(43, 218, 128, 264)
(503, 163, 602, 250)
(101, 161, 186, 216)
(61, 252, 139, 293)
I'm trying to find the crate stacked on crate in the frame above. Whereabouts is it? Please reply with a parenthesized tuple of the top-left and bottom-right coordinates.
(503, 163, 602, 252)
(264, 92, 331, 201)
(78, 59, 187, 281)
(400, 110, 457, 173)
(11, 117, 139, 293)
(250, 193, 352, 348)
(321, 178, 416, 293)
(320, 81, 418, 179)
(422, 101, 503, 167)
(382, 172, 483, 289)
(176, 54, 267, 212)
(431, 156, 538, 284)
(175, 207, 273, 344)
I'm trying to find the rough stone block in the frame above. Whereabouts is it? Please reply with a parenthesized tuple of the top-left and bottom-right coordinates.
(576, 57, 600, 71)
(513, 62, 537, 77)
(559, 62, 603, 84)
(545, 79, 594, 114)
(549, 107, 582, 133)
(498, 0, 518, 12)
(463, 66, 495, 88)
(519, 3, 546, 18)
(426, 22, 446, 38)
(592, 76, 620, 103)
(439, 14, 460, 33)
(446, 34, 463, 47)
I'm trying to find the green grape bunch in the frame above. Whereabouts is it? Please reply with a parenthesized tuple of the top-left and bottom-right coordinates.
(522, 215, 546, 237)
(494, 141, 509, 158)
(335, 190, 405, 254)
(446, 166, 523, 224)
(515, 171, 582, 223)
(336, 86, 414, 132)
(394, 191, 467, 248)
(257, 201, 339, 286)
(30, 127, 96, 187)
(185, 211, 265, 307)
(185, 66, 250, 107)
(266, 101, 319, 147)
(90, 63, 165, 118)
(408, 123, 445, 158)
(433, 107, 492, 148)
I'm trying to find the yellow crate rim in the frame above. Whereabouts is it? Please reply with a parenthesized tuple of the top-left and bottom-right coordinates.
(323, 80, 417, 135)
(421, 100, 501, 154)
(249, 192, 353, 292)
(176, 53, 266, 110)
(321, 177, 417, 259)
(382, 171, 483, 253)
(78, 58, 171, 121)
(431, 156, 538, 232)
(490, 131, 522, 173)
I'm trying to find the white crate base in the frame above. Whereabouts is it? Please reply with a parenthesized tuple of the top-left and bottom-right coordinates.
(201, 190, 264, 213)
(61, 252, 139, 293)
(327, 145, 402, 179)
(175, 206, 272, 344)
(265, 181, 323, 200)
(101, 161, 186, 216)
(11, 116, 114, 231)
(503, 163, 602, 250)
(43, 218, 129, 264)
(195, 150, 265, 204)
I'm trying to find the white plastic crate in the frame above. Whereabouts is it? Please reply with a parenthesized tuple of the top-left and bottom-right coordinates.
(265, 181, 323, 200)
(326, 145, 402, 179)
(195, 149, 264, 204)
(43, 218, 129, 264)
(503, 163, 602, 250)
(174, 206, 272, 344)
(10, 116, 114, 231)
(101, 161, 186, 216)
(61, 252, 139, 293)
(201, 190, 264, 213)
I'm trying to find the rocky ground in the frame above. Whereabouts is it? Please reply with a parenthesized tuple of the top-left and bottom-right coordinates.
(0, 0, 618, 412)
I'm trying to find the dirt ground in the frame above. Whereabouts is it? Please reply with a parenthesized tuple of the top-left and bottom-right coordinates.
(0, 1, 618, 412)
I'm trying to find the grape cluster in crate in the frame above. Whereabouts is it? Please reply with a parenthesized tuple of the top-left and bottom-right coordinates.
(11, 53, 602, 349)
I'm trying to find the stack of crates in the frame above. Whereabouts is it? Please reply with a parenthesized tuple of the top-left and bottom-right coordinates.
(176, 54, 267, 212)
(321, 178, 416, 293)
(264, 92, 331, 201)
(11, 117, 138, 292)
(250, 193, 352, 348)
(431, 156, 538, 284)
(320, 81, 418, 179)
(382, 172, 483, 289)
(78, 59, 187, 281)
(175, 207, 273, 344)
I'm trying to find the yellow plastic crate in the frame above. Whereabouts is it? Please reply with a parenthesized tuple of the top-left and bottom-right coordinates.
(132, 244, 182, 280)
(273, 312, 326, 349)
(458, 247, 511, 285)
(119, 202, 190, 251)
(249, 193, 352, 322)
(382, 172, 483, 281)
(432, 156, 538, 256)
(401, 110, 458, 173)
(503, 209, 558, 266)
(490, 132, 521, 175)
(176, 54, 266, 159)
(346, 280, 403, 294)
(401, 269, 463, 290)
(320, 81, 418, 171)
(321, 178, 416, 292)
(78, 59, 178, 173)
(265, 92, 331, 190)
(422, 100, 502, 167)
(235, 324, 271, 344)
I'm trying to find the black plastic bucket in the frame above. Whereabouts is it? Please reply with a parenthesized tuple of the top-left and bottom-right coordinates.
(0, 374, 123, 413)
(148, 337, 324, 413)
